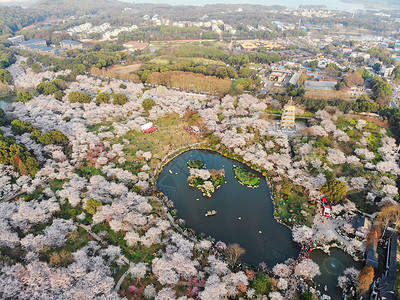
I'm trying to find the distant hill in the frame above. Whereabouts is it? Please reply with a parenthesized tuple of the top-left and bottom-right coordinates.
(0, 0, 39, 8)
(341, 0, 400, 8)
(31, 0, 128, 16)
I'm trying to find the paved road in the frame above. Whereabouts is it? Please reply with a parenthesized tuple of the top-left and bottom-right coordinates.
(259, 82, 273, 95)
(312, 211, 351, 249)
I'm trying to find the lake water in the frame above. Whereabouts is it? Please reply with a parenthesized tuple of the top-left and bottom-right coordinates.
(310, 248, 363, 299)
(0, 94, 16, 110)
(156, 149, 299, 266)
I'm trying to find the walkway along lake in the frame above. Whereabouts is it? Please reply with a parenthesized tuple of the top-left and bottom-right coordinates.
(156, 149, 300, 266)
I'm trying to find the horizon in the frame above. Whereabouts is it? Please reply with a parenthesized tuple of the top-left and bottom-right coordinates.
(119, 0, 365, 11)
(0, 0, 367, 12)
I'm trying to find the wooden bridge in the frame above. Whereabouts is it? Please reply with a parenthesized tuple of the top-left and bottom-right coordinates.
(285, 241, 314, 299)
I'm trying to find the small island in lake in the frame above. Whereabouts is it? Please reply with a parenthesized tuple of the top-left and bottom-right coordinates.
(232, 165, 261, 188)
(187, 160, 205, 169)
(187, 167, 225, 197)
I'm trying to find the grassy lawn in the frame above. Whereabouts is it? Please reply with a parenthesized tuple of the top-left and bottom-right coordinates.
(109, 63, 142, 75)
(122, 113, 200, 171)
(304, 89, 351, 101)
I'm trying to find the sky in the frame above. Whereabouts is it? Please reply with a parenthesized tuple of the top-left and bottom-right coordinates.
(121, 0, 365, 11)
(0, 0, 367, 11)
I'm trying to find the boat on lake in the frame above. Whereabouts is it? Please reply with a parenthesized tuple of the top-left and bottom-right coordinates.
(205, 210, 217, 217)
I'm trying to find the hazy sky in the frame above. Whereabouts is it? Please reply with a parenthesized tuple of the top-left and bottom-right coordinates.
(121, 0, 365, 11)
(0, 0, 366, 11)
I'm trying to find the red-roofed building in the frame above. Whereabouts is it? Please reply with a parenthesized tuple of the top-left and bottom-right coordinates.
(322, 205, 331, 217)
(141, 122, 157, 133)
(123, 41, 149, 51)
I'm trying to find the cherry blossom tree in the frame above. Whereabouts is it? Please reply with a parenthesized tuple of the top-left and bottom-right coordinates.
(294, 259, 321, 280)
(292, 225, 314, 244)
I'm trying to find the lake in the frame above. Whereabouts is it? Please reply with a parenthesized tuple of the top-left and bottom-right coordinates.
(157, 149, 364, 298)
(156, 149, 300, 266)
(0, 94, 16, 110)
(310, 248, 363, 299)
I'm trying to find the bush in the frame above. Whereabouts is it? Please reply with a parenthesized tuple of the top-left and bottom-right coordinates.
(68, 91, 92, 103)
(11, 119, 37, 134)
(86, 198, 102, 214)
(142, 98, 156, 111)
(96, 92, 110, 103)
(252, 274, 271, 295)
(113, 93, 128, 105)
(54, 90, 65, 100)
(16, 91, 32, 103)
(51, 130, 68, 143)
(36, 81, 59, 95)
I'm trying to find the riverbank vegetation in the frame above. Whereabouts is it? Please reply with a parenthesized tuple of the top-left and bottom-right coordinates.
(232, 165, 261, 188)
(187, 160, 205, 169)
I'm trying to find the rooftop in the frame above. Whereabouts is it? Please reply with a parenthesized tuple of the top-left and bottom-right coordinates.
(20, 39, 46, 45)
(61, 40, 82, 45)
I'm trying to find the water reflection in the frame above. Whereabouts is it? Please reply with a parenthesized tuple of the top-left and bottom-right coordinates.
(310, 248, 362, 299)
(0, 94, 16, 110)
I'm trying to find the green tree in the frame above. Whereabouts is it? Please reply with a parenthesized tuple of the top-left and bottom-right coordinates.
(113, 93, 128, 105)
(0, 108, 4, 125)
(310, 60, 318, 71)
(51, 130, 68, 143)
(393, 66, 400, 82)
(96, 92, 110, 103)
(142, 98, 156, 111)
(16, 91, 33, 103)
(321, 180, 347, 203)
(68, 91, 91, 103)
(371, 77, 393, 100)
(36, 132, 55, 145)
(11, 119, 37, 134)
(252, 274, 271, 295)
(31, 63, 42, 74)
(361, 69, 371, 80)
(0, 69, 12, 84)
(71, 63, 86, 75)
(53, 90, 65, 100)
(36, 82, 59, 95)
(53, 78, 68, 90)
(25, 156, 39, 176)
(86, 198, 102, 214)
